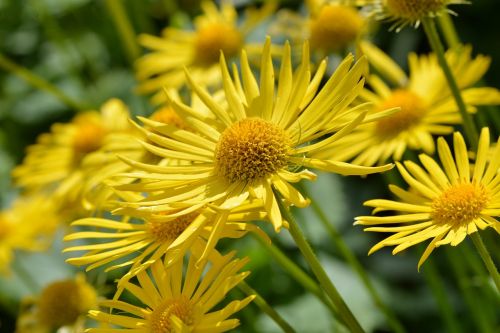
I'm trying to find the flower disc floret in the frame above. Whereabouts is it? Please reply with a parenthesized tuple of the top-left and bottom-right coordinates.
(215, 118, 290, 182)
(309, 5, 364, 52)
(386, 0, 446, 21)
(431, 183, 489, 226)
(375, 89, 425, 137)
(150, 296, 196, 333)
(72, 118, 106, 156)
(147, 213, 197, 242)
(194, 23, 243, 66)
(38, 278, 97, 328)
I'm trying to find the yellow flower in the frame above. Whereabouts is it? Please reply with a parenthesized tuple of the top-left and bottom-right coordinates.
(114, 39, 393, 232)
(355, 128, 500, 269)
(269, 1, 365, 55)
(135, 1, 276, 104)
(13, 99, 133, 214)
(0, 195, 59, 274)
(348, 0, 468, 31)
(64, 200, 269, 286)
(16, 274, 97, 333)
(313, 42, 500, 166)
(87, 250, 253, 333)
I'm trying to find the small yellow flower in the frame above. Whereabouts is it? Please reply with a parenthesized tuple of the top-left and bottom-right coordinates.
(269, 1, 365, 55)
(13, 99, 133, 215)
(355, 128, 500, 269)
(135, 1, 276, 104)
(87, 250, 253, 332)
(64, 200, 269, 286)
(348, 0, 468, 30)
(0, 195, 59, 274)
(313, 42, 500, 166)
(113, 38, 393, 232)
(16, 274, 98, 332)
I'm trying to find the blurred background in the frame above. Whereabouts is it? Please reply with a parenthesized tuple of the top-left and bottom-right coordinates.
(0, 0, 499, 332)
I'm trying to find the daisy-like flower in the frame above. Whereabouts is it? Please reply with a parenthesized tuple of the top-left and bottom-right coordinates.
(64, 200, 269, 287)
(12, 99, 133, 215)
(87, 249, 253, 333)
(355, 128, 500, 269)
(348, 0, 468, 31)
(0, 195, 59, 274)
(135, 0, 276, 104)
(16, 274, 98, 333)
(114, 38, 393, 232)
(313, 42, 500, 167)
(270, 0, 366, 56)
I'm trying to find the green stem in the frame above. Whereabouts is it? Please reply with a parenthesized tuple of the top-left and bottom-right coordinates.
(300, 184, 406, 333)
(421, 256, 462, 333)
(238, 281, 296, 333)
(276, 196, 365, 333)
(104, 0, 141, 63)
(0, 53, 86, 111)
(251, 234, 338, 317)
(470, 233, 500, 292)
(437, 12, 461, 48)
(422, 17, 479, 149)
(446, 249, 495, 333)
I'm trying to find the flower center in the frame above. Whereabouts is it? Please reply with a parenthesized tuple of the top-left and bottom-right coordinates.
(0, 216, 10, 240)
(215, 118, 290, 182)
(150, 296, 195, 333)
(309, 5, 364, 52)
(72, 116, 106, 156)
(431, 183, 489, 226)
(150, 107, 188, 130)
(37, 278, 97, 328)
(147, 213, 197, 242)
(194, 22, 243, 66)
(375, 89, 425, 137)
(386, 0, 446, 20)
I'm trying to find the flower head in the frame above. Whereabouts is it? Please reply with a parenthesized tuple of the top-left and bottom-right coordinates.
(16, 274, 98, 332)
(355, 128, 500, 269)
(135, 1, 276, 104)
(313, 42, 500, 166)
(114, 38, 393, 232)
(87, 250, 253, 332)
(348, 0, 468, 30)
(12, 99, 133, 215)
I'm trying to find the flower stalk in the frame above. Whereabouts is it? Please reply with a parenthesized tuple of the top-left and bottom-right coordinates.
(421, 17, 479, 149)
(238, 281, 296, 333)
(275, 192, 365, 333)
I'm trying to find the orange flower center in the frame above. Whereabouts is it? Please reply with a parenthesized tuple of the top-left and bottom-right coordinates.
(375, 89, 425, 137)
(72, 118, 106, 156)
(309, 5, 364, 52)
(147, 213, 197, 242)
(431, 183, 489, 225)
(150, 296, 196, 333)
(194, 22, 243, 66)
(0, 216, 10, 240)
(37, 278, 97, 328)
(215, 118, 290, 182)
(150, 107, 188, 130)
(386, 0, 446, 20)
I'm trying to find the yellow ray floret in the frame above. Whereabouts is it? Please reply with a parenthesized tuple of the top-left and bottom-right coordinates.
(355, 128, 500, 269)
(113, 38, 393, 233)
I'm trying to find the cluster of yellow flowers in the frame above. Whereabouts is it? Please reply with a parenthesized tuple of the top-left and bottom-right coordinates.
(3, 0, 500, 332)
